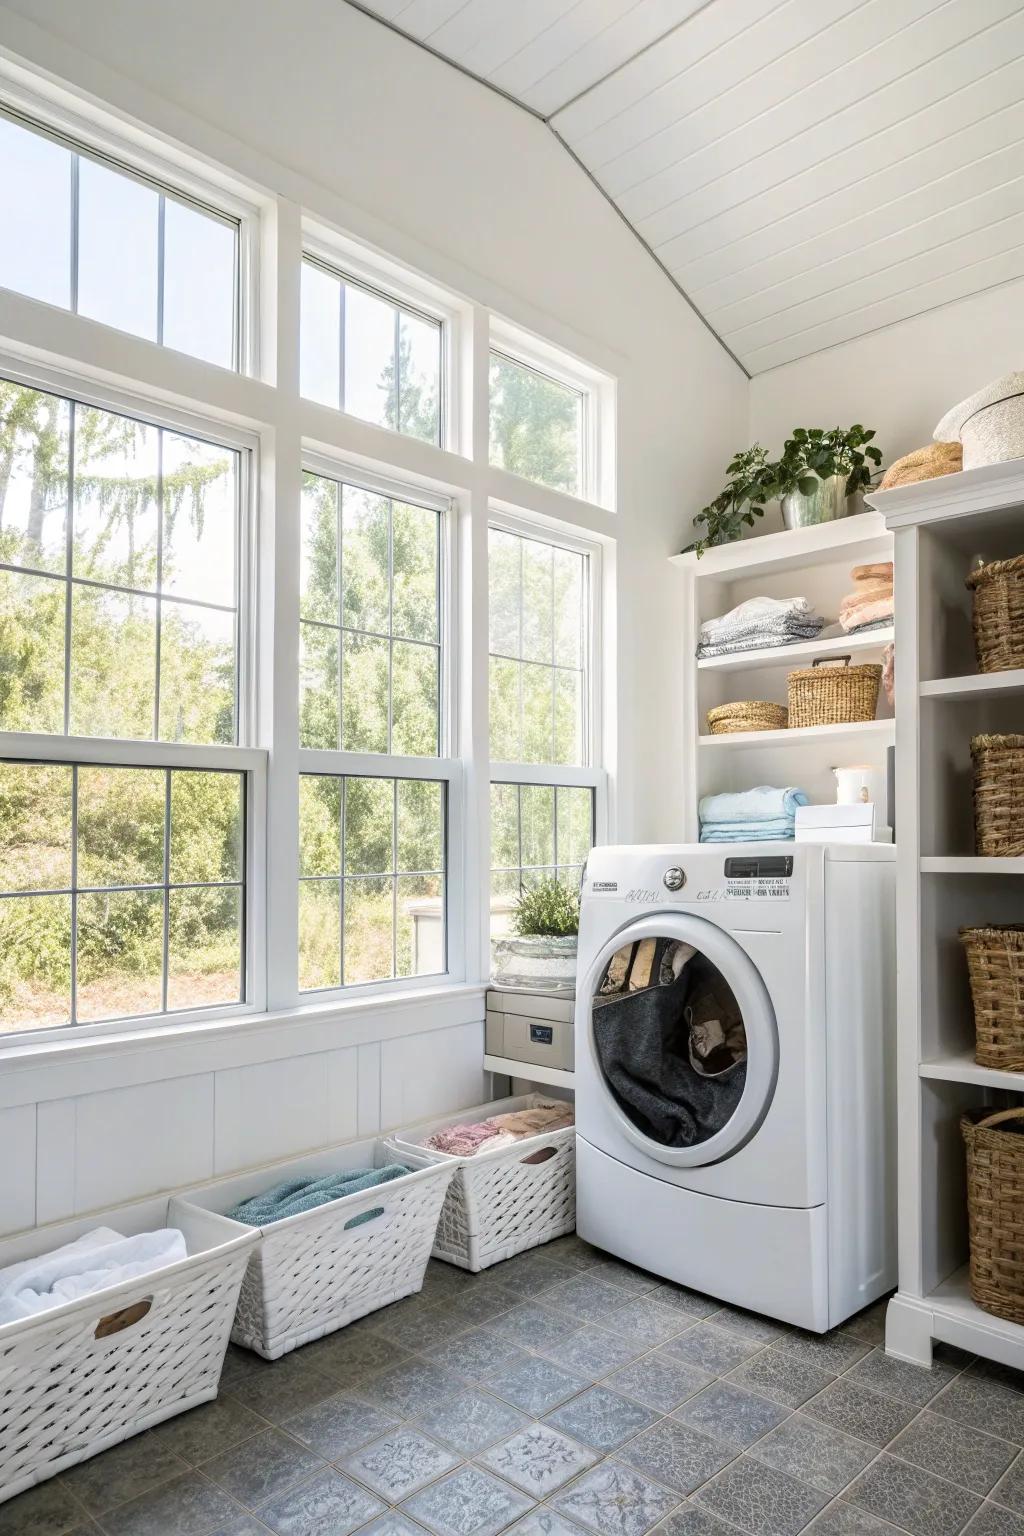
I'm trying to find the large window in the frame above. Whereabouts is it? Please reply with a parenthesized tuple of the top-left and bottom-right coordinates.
(490, 781, 592, 912)
(488, 525, 587, 766)
(0, 760, 243, 1032)
(299, 472, 442, 756)
(0, 111, 239, 369)
(300, 259, 442, 446)
(298, 773, 446, 991)
(0, 379, 242, 744)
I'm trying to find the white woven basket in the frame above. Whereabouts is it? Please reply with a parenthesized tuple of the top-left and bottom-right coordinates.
(178, 1138, 456, 1360)
(385, 1094, 576, 1272)
(0, 1202, 256, 1505)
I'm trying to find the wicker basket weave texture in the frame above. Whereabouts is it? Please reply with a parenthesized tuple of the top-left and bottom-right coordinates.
(966, 555, 1024, 674)
(961, 926, 1024, 1071)
(972, 734, 1024, 857)
(963, 1107, 1024, 1326)
(706, 701, 788, 735)
(787, 659, 881, 728)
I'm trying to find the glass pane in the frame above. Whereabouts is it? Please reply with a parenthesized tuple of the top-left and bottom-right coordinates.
(344, 875, 392, 984)
(73, 405, 159, 590)
(557, 864, 583, 891)
(0, 893, 72, 1031)
(159, 599, 236, 745)
(396, 874, 443, 977)
(76, 887, 163, 1021)
(162, 199, 236, 368)
(69, 585, 157, 739)
(341, 485, 389, 635)
(344, 284, 396, 431)
(392, 501, 438, 643)
(521, 537, 554, 665)
(299, 877, 340, 990)
(0, 116, 72, 310)
(170, 771, 243, 884)
(167, 885, 241, 1010)
(554, 668, 583, 765)
(300, 473, 339, 625)
(488, 528, 521, 658)
(397, 779, 443, 873)
(341, 631, 388, 754)
(299, 775, 342, 878)
(522, 661, 554, 764)
(161, 433, 237, 606)
(77, 157, 159, 342)
(490, 869, 519, 939)
(299, 623, 339, 750)
(553, 547, 584, 668)
(391, 641, 438, 757)
(344, 776, 393, 876)
(300, 262, 341, 409)
(0, 761, 72, 893)
(77, 766, 164, 888)
(0, 569, 65, 734)
(557, 785, 593, 868)
(490, 783, 520, 872)
(521, 783, 555, 869)
(489, 352, 582, 496)
(488, 655, 520, 762)
(398, 311, 441, 445)
(0, 382, 71, 574)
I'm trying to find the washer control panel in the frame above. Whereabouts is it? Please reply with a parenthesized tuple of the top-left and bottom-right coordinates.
(723, 857, 794, 879)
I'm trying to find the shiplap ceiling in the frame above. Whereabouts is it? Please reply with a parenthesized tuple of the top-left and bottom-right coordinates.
(349, 0, 1024, 376)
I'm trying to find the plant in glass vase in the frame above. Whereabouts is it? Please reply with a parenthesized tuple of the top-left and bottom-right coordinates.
(491, 878, 580, 993)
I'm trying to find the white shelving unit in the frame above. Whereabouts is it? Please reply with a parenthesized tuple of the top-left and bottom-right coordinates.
(872, 460, 1024, 1371)
(671, 512, 895, 839)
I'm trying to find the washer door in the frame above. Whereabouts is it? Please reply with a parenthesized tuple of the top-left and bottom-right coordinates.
(581, 911, 779, 1169)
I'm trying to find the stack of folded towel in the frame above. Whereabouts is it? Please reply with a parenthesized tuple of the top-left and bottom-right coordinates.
(699, 786, 809, 843)
(697, 596, 824, 659)
(425, 1101, 573, 1157)
(839, 562, 893, 634)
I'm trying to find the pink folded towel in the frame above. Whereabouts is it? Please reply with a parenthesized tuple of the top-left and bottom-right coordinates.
(425, 1119, 501, 1156)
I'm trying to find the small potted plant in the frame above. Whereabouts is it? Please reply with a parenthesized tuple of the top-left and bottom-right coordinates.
(491, 878, 580, 993)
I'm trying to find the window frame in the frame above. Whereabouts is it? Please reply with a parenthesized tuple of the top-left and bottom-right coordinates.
(297, 454, 464, 1000)
(0, 96, 257, 374)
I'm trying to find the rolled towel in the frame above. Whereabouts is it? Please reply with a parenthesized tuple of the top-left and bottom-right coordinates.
(227, 1165, 408, 1227)
(698, 786, 809, 826)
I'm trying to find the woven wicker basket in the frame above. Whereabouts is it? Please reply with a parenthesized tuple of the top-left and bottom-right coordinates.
(706, 701, 788, 735)
(972, 734, 1024, 856)
(960, 927, 1024, 1071)
(966, 555, 1024, 674)
(787, 656, 881, 728)
(963, 1106, 1024, 1325)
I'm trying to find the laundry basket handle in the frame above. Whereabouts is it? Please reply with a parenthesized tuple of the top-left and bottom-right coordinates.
(811, 655, 852, 668)
(976, 1107, 1024, 1132)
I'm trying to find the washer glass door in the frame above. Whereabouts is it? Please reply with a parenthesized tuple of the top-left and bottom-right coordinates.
(582, 912, 779, 1168)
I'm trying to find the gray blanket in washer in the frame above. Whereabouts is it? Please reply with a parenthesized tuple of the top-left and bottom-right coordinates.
(592, 960, 746, 1148)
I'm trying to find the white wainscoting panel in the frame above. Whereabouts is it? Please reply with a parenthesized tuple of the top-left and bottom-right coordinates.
(357, 1042, 382, 1136)
(0, 1105, 36, 1235)
(380, 1020, 485, 1131)
(214, 1048, 361, 1173)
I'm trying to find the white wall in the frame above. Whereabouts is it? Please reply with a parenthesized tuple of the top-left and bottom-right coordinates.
(749, 278, 1024, 469)
(0, 0, 747, 1232)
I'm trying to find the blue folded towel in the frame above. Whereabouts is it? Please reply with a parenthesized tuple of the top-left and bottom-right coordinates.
(227, 1165, 409, 1228)
(700, 823, 797, 843)
(698, 787, 809, 826)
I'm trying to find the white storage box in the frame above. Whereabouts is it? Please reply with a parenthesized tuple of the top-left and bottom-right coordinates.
(0, 1201, 256, 1504)
(178, 1138, 456, 1360)
(385, 1094, 576, 1272)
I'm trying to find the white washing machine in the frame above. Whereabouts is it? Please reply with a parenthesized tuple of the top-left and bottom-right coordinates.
(575, 842, 896, 1332)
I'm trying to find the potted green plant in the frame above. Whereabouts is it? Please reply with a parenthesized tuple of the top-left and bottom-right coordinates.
(491, 878, 580, 993)
(684, 445, 781, 557)
(778, 426, 882, 530)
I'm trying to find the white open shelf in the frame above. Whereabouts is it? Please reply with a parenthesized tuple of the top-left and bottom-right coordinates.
(484, 1055, 574, 1090)
(872, 462, 1024, 1373)
(697, 627, 893, 673)
(700, 718, 894, 751)
(670, 510, 891, 580)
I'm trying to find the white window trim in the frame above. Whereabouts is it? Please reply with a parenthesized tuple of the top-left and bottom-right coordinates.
(489, 314, 617, 512)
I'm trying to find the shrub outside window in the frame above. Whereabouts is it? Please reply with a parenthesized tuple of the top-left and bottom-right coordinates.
(489, 350, 585, 497)
(300, 258, 442, 447)
(0, 759, 244, 1033)
(0, 111, 238, 369)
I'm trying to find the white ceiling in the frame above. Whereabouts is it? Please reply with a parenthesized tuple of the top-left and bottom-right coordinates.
(349, 0, 1024, 377)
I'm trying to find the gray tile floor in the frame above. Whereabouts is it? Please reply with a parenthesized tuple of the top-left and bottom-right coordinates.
(4, 1235, 1023, 1536)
